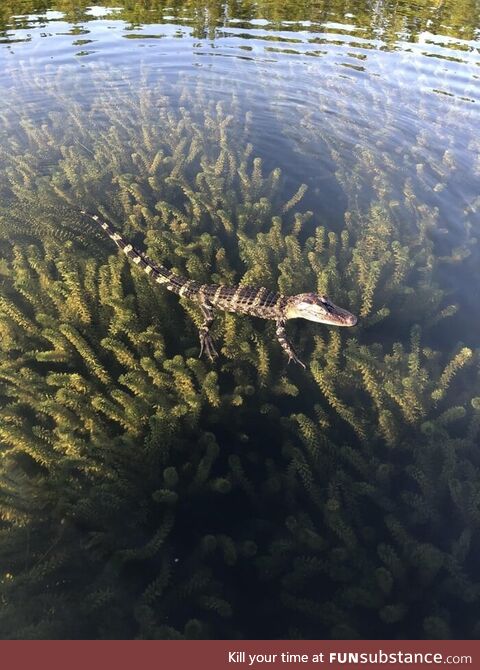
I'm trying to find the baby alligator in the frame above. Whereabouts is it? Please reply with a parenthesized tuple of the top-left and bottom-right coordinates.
(81, 211, 357, 367)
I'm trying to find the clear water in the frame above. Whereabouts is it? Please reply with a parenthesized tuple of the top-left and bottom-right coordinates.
(0, 0, 479, 640)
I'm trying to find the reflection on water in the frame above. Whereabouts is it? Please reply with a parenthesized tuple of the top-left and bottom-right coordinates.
(0, 0, 479, 641)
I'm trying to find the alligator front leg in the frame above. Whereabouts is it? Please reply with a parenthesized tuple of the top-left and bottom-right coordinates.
(199, 303, 218, 361)
(275, 319, 306, 368)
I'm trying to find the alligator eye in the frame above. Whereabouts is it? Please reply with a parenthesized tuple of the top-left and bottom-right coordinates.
(319, 295, 334, 312)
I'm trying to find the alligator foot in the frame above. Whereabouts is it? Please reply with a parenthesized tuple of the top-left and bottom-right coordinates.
(287, 351, 306, 369)
(276, 319, 306, 369)
(199, 331, 218, 361)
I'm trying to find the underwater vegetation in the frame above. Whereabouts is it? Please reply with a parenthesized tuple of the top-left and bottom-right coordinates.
(0, 54, 480, 640)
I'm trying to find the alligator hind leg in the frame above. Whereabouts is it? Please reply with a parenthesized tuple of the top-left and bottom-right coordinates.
(199, 303, 218, 361)
(275, 320, 306, 369)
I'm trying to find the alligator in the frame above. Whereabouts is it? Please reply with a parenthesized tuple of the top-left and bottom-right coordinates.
(81, 211, 358, 367)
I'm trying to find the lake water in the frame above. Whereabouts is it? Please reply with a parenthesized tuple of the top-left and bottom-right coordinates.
(0, 0, 479, 640)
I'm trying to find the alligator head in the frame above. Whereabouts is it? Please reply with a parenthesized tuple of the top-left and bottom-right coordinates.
(285, 293, 358, 326)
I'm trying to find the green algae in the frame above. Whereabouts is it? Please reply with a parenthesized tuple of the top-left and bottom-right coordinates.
(0, 57, 479, 641)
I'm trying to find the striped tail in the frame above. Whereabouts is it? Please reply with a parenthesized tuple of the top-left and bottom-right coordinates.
(80, 210, 193, 296)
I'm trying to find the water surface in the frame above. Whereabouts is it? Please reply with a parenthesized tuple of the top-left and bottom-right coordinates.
(0, 0, 479, 640)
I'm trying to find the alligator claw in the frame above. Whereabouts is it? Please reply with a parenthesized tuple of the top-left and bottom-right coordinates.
(199, 332, 218, 362)
(288, 352, 306, 369)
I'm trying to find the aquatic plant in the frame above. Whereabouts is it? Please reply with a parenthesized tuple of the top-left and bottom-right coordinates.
(0, 57, 479, 640)
(0, 236, 299, 638)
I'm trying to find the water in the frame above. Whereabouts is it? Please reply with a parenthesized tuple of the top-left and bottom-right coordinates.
(0, 0, 479, 640)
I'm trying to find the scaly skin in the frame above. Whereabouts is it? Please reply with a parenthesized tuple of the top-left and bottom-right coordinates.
(81, 211, 358, 367)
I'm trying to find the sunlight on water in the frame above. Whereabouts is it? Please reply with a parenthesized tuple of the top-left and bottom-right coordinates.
(0, 0, 479, 641)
